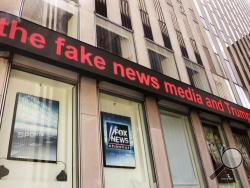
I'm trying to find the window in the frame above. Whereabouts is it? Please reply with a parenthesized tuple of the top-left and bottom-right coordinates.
(153, 0, 172, 49)
(148, 50, 163, 73)
(159, 22, 172, 49)
(96, 17, 136, 61)
(213, 74, 236, 103)
(205, 29, 217, 53)
(22, 0, 78, 38)
(120, 0, 132, 30)
(216, 38, 227, 59)
(214, 53, 227, 78)
(235, 84, 250, 109)
(97, 26, 122, 56)
(95, 0, 107, 17)
(160, 112, 205, 187)
(138, 0, 154, 40)
(100, 93, 156, 188)
(176, 30, 189, 58)
(185, 60, 211, 92)
(190, 39, 203, 66)
(202, 123, 237, 183)
(0, 69, 77, 188)
(232, 127, 250, 181)
(147, 48, 179, 79)
(224, 59, 237, 83)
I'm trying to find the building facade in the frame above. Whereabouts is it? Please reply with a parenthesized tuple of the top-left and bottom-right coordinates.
(0, 0, 250, 188)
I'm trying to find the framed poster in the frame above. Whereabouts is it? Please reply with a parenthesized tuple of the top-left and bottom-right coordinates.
(203, 124, 235, 183)
(8, 92, 59, 163)
(101, 112, 136, 168)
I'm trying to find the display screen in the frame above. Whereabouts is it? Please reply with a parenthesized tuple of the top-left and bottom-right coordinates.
(101, 112, 135, 168)
(8, 93, 59, 163)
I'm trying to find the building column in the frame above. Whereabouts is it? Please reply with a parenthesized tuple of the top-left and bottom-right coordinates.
(79, 77, 103, 188)
(190, 111, 219, 188)
(145, 97, 173, 188)
(223, 121, 250, 188)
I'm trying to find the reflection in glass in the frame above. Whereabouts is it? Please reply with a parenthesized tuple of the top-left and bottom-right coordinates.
(22, 0, 78, 38)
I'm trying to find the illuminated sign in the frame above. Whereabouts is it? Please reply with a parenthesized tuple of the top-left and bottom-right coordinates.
(0, 11, 250, 125)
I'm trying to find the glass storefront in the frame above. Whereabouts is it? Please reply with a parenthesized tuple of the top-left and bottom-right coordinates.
(231, 127, 250, 181)
(202, 122, 241, 188)
(0, 69, 77, 188)
(160, 111, 205, 188)
(100, 93, 156, 188)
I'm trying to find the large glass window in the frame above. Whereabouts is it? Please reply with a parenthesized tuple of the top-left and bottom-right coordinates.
(96, 20, 136, 62)
(22, 0, 78, 38)
(202, 122, 241, 187)
(185, 60, 211, 93)
(0, 69, 77, 188)
(100, 93, 156, 188)
(97, 26, 122, 57)
(148, 49, 179, 79)
(160, 111, 205, 188)
(231, 127, 250, 181)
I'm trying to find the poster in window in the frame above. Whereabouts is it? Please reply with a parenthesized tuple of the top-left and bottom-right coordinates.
(8, 93, 59, 163)
(203, 124, 235, 183)
(101, 112, 135, 168)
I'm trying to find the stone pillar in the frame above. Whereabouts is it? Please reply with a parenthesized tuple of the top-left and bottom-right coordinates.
(79, 77, 103, 188)
(145, 97, 173, 188)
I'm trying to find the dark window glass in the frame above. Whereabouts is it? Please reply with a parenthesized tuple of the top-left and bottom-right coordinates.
(203, 124, 235, 183)
(97, 26, 122, 56)
(190, 39, 203, 66)
(186, 67, 196, 86)
(120, 0, 132, 30)
(176, 30, 188, 58)
(203, 46, 216, 73)
(56, 8, 73, 34)
(138, 0, 154, 40)
(148, 50, 163, 73)
(232, 128, 250, 180)
(96, 0, 107, 17)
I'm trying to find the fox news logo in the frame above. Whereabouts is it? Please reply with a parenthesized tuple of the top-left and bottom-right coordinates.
(107, 122, 130, 150)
